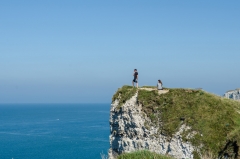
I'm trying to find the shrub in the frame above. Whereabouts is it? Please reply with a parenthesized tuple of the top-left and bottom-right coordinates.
(117, 150, 173, 159)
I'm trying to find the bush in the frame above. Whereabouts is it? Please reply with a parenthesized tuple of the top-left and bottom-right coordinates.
(117, 150, 173, 159)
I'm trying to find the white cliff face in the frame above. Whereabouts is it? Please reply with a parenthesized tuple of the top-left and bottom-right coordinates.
(108, 93, 195, 159)
(224, 89, 240, 101)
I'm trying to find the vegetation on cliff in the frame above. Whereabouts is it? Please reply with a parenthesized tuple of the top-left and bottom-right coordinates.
(112, 86, 240, 158)
(117, 150, 173, 159)
(112, 85, 137, 109)
(139, 88, 240, 158)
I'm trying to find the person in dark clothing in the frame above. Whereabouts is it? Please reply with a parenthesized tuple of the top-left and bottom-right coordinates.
(132, 69, 138, 88)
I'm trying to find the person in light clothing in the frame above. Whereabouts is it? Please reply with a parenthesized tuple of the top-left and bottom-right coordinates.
(157, 80, 163, 90)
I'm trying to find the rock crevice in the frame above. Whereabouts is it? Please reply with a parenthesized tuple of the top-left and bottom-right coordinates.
(108, 92, 195, 159)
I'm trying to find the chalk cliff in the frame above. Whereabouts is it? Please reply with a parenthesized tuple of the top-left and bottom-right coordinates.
(109, 92, 194, 159)
(108, 86, 240, 159)
(224, 89, 240, 101)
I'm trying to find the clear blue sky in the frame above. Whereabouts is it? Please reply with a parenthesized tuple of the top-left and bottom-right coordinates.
(1, 1, 239, 103)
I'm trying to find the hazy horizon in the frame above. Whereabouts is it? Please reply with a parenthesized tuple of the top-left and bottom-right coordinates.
(1, 1, 240, 103)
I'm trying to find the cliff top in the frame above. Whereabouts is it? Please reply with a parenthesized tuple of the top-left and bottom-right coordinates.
(226, 88, 240, 93)
(112, 85, 240, 158)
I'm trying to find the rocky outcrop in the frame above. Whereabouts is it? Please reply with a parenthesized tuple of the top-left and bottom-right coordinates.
(108, 92, 195, 159)
(224, 89, 240, 101)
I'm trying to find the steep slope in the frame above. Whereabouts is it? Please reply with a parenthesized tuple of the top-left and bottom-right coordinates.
(108, 86, 240, 159)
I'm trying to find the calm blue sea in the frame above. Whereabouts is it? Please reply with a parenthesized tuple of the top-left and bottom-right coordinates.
(0, 104, 110, 159)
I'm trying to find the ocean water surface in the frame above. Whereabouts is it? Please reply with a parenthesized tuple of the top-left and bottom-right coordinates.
(0, 104, 110, 159)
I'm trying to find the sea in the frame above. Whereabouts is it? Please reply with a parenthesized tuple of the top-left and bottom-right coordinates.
(0, 104, 110, 159)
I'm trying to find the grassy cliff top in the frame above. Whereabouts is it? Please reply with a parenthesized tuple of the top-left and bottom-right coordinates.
(112, 85, 137, 108)
(112, 86, 240, 158)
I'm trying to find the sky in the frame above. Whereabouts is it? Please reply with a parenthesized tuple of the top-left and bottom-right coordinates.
(0, 1, 239, 103)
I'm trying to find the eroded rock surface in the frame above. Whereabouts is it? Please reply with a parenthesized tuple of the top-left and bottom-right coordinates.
(224, 89, 240, 101)
(108, 92, 195, 159)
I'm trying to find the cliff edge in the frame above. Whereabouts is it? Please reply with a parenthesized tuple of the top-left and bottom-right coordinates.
(109, 86, 240, 159)
(225, 89, 240, 101)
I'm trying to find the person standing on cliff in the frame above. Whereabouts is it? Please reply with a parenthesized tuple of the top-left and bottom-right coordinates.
(132, 69, 138, 88)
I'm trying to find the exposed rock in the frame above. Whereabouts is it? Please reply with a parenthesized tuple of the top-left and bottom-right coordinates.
(108, 92, 196, 159)
(224, 89, 240, 101)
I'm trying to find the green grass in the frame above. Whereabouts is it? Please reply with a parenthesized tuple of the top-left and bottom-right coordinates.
(141, 86, 168, 89)
(117, 150, 173, 159)
(112, 85, 137, 109)
(137, 88, 240, 158)
(141, 86, 157, 88)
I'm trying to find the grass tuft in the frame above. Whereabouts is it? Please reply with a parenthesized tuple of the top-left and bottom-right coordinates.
(117, 150, 173, 159)
(112, 85, 137, 109)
